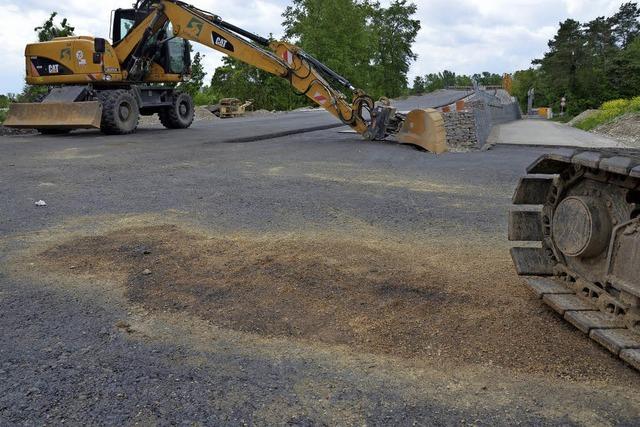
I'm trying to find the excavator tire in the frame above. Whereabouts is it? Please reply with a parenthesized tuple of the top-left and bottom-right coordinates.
(159, 92, 195, 129)
(511, 148, 640, 370)
(98, 89, 140, 135)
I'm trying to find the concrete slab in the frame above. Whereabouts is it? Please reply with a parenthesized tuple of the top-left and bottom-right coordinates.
(490, 119, 627, 148)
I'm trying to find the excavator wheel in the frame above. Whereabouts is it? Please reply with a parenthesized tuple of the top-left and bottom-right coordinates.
(510, 149, 640, 370)
(98, 89, 140, 135)
(159, 92, 195, 129)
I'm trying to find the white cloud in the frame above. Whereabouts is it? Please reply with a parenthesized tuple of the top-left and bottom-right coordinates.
(0, 0, 630, 94)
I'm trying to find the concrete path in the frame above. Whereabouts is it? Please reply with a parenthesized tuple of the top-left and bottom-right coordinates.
(490, 118, 627, 148)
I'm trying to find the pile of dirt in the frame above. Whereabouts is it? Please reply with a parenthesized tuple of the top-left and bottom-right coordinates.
(591, 112, 640, 148)
(35, 224, 632, 380)
(248, 109, 277, 117)
(567, 109, 599, 126)
(138, 106, 219, 126)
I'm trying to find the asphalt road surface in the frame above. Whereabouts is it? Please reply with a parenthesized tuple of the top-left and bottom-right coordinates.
(1, 116, 640, 425)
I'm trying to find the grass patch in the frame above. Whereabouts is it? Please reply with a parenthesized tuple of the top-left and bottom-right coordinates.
(551, 115, 574, 123)
(575, 96, 640, 130)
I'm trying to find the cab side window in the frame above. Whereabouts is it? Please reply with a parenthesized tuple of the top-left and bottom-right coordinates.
(165, 22, 189, 74)
(120, 19, 135, 40)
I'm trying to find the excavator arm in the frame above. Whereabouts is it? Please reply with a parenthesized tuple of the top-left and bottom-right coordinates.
(5, 0, 446, 151)
(117, 0, 443, 149)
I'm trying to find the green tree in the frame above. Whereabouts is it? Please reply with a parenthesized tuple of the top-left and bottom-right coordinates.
(611, 38, 640, 98)
(411, 76, 425, 94)
(210, 57, 309, 111)
(283, 0, 373, 93)
(423, 73, 445, 92)
(179, 52, 206, 97)
(35, 12, 75, 42)
(0, 95, 10, 109)
(369, 0, 421, 98)
(536, 19, 585, 98)
(516, 2, 640, 115)
(511, 68, 552, 112)
(612, 2, 640, 47)
(17, 12, 76, 102)
(473, 72, 503, 86)
(508, 3, 636, 115)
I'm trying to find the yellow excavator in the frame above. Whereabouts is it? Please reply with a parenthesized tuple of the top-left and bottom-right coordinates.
(4, 0, 446, 153)
(8, 0, 639, 370)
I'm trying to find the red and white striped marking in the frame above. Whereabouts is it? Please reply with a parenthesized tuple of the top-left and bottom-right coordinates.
(313, 92, 327, 105)
(282, 50, 294, 65)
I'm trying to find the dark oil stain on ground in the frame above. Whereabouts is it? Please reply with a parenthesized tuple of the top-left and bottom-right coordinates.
(37, 224, 638, 381)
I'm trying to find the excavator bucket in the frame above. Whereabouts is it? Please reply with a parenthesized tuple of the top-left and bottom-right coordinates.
(397, 108, 448, 154)
(4, 101, 102, 130)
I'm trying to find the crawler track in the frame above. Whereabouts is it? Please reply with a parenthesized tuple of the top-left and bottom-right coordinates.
(511, 149, 640, 370)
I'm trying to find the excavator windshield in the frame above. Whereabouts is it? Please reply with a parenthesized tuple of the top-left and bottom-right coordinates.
(113, 7, 191, 76)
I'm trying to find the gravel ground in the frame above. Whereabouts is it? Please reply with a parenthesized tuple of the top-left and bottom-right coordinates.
(592, 112, 640, 148)
(1, 117, 640, 425)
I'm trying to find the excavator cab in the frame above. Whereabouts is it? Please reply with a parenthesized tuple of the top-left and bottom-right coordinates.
(112, 7, 192, 76)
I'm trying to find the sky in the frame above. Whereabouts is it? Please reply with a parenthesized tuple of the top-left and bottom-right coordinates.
(0, 0, 629, 94)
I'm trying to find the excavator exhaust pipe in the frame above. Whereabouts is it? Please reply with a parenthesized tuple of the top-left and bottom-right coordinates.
(397, 108, 448, 154)
(4, 101, 102, 130)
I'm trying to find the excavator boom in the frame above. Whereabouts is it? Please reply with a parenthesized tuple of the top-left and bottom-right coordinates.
(5, 0, 445, 151)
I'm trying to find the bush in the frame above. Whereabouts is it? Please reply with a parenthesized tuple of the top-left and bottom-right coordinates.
(629, 96, 640, 112)
(0, 109, 7, 125)
(601, 99, 630, 112)
(193, 91, 218, 106)
(0, 95, 10, 109)
(574, 97, 640, 131)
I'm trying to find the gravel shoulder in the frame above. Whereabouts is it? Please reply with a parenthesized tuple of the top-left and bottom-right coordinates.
(1, 120, 639, 425)
(591, 112, 640, 148)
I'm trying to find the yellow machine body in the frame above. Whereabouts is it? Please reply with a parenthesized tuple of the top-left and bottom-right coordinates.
(24, 37, 125, 85)
(216, 98, 253, 118)
(5, 0, 447, 152)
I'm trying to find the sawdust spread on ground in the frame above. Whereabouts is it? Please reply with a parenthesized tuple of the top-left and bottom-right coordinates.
(34, 223, 635, 383)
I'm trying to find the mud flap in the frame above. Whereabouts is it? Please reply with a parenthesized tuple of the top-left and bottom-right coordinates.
(4, 101, 102, 130)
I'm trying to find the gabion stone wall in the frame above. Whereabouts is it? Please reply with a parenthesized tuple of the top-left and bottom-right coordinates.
(442, 111, 478, 151)
(441, 92, 521, 150)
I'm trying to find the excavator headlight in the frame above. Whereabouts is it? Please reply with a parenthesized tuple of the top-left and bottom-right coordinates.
(103, 74, 113, 81)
